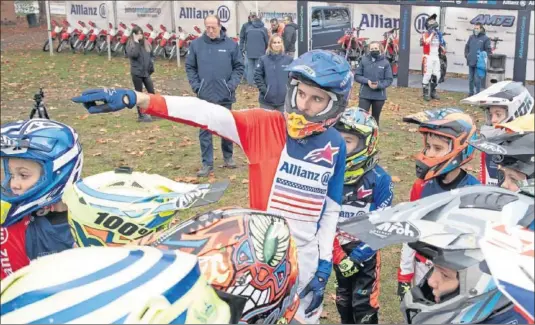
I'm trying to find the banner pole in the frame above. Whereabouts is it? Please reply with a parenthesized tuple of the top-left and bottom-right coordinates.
(45, 0, 54, 56)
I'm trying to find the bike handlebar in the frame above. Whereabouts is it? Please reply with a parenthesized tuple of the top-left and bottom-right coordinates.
(109, 22, 113, 28)
(160, 24, 167, 31)
(146, 23, 153, 30)
(354, 27, 364, 31)
(88, 21, 96, 27)
(78, 21, 86, 27)
(119, 22, 127, 29)
(491, 37, 503, 42)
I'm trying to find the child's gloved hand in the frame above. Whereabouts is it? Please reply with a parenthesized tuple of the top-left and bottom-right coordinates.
(72, 88, 137, 114)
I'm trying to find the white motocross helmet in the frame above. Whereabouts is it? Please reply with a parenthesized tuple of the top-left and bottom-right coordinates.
(460, 81, 533, 137)
(0, 246, 234, 324)
(338, 185, 534, 324)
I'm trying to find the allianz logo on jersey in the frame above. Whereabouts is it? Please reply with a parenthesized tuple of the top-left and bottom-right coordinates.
(279, 162, 331, 186)
(70, 3, 106, 18)
(358, 14, 400, 29)
(179, 5, 231, 23)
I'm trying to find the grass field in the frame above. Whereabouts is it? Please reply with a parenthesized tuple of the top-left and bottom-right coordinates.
(0, 49, 483, 324)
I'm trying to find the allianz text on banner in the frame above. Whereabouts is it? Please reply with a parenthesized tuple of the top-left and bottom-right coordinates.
(173, 1, 237, 38)
(115, 1, 172, 32)
(65, 1, 113, 31)
(444, 7, 518, 78)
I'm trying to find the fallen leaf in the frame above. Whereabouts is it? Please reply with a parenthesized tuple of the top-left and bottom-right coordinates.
(229, 174, 237, 181)
(99, 128, 107, 133)
(320, 311, 329, 319)
(173, 177, 184, 182)
(92, 152, 102, 157)
(78, 114, 89, 120)
(96, 138, 108, 144)
(241, 179, 249, 184)
(408, 128, 418, 133)
(394, 156, 408, 161)
(392, 176, 402, 183)
(329, 293, 337, 301)
(208, 176, 217, 184)
(164, 163, 173, 168)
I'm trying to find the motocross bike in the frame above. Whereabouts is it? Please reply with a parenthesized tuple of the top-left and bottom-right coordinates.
(382, 28, 399, 76)
(112, 22, 133, 57)
(83, 21, 103, 54)
(167, 26, 201, 60)
(338, 27, 368, 70)
(42, 19, 64, 52)
(98, 23, 122, 55)
(153, 24, 174, 59)
(145, 23, 161, 49)
(56, 20, 79, 53)
(72, 21, 92, 53)
(490, 37, 503, 53)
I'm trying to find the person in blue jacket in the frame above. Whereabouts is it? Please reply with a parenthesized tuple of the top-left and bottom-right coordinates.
(244, 17, 269, 86)
(464, 23, 491, 96)
(253, 34, 293, 112)
(185, 15, 244, 177)
(354, 41, 393, 125)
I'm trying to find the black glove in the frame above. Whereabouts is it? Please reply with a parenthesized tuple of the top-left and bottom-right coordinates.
(397, 281, 411, 302)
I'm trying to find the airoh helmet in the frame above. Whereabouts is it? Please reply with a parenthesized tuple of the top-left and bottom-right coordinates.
(62, 167, 228, 247)
(140, 207, 300, 324)
(1, 119, 83, 226)
(284, 50, 353, 139)
(425, 13, 438, 30)
(338, 186, 534, 324)
(0, 246, 235, 324)
(334, 107, 379, 184)
(403, 107, 477, 180)
(460, 81, 533, 136)
(470, 114, 534, 192)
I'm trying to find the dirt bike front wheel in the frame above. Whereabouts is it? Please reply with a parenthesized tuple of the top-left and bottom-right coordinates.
(42, 39, 51, 52)
(56, 40, 68, 53)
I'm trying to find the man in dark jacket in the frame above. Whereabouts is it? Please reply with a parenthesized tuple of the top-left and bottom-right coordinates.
(244, 17, 269, 86)
(465, 23, 491, 96)
(283, 15, 298, 57)
(239, 13, 255, 84)
(185, 15, 244, 177)
(354, 41, 393, 125)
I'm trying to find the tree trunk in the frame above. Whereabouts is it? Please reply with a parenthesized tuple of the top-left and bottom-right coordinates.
(38, 0, 46, 25)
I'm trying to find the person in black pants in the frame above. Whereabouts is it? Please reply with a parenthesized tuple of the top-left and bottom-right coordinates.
(127, 25, 154, 122)
(354, 41, 393, 125)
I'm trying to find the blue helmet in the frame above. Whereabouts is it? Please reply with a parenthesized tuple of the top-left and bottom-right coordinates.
(1, 119, 83, 226)
(284, 50, 353, 139)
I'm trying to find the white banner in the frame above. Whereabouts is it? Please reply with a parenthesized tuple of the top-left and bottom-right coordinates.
(443, 7, 518, 78)
(65, 1, 113, 31)
(351, 3, 401, 44)
(409, 6, 441, 71)
(50, 1, 66, 15)
(115, 1, 172, 32)
(174, 1, 237, 37)
(237, 1, 297, 32)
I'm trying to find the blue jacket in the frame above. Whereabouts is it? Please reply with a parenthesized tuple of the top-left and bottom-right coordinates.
(185, 31, 244, 104)
(354, 53, 393, 100)
(244, 19, 269, 59)
(253, 53, 293, 106)
(420, 170, 480, 199)
(465, 31, 491, 67)
(239, 21, 252, 52)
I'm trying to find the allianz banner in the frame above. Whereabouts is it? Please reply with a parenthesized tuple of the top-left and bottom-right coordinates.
(174, 1, 237, 37)
(443, 7, 518, 79)
(65, 1, 113, 31)
(115, 1, 172, 32)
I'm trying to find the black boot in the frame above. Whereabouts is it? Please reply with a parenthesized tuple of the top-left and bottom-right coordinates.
(423, 84, 430, 101)
(431, 84, 440, 100)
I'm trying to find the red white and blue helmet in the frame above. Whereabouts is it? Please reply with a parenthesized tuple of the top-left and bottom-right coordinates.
(284, 50, 353, 139)
(1, 119, 83, 226)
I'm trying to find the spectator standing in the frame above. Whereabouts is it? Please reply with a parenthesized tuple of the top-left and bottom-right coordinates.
(185, 15, 244, 177)
(244, 17, 269, 86)
(269, 18, 285, 37)
(254, 34, 293, 112)
(127, 25, 154, 122)
(239, 13, 255, 84)
(465, 23, 491, 96)
(282, 15, 298, 57)
(354, 41, 393, 125)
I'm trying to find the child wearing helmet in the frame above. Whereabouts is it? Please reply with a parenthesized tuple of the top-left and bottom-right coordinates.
(397, 108, 480, 302)
(470, 114, 534, 195)
(72, 49, 353, 323)
(331, 108, 394, 324)
(0, 119, 83, 279)
(460, 81, 534, 186)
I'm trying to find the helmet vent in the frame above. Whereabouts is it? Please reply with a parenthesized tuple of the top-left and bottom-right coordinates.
(459, 192, 518, 211)
(110, 182, 125, 187)
(132, 181, 143, 188)
(79, 197, 87, 205)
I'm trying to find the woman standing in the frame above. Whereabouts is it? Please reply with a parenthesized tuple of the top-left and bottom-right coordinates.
(354, 41, 393, 125)
(127, 26, 154, 122)
(254, 34, 293, 112)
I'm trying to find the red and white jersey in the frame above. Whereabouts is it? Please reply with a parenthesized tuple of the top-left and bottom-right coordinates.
(422, 31, 441, 56)
(143, 95, 346, 264)
(1, 216, 31, 280)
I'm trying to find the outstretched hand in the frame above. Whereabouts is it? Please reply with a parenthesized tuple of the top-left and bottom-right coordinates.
(72, 88, 137, 114)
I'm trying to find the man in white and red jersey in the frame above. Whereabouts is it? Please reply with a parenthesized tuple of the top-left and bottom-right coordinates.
(420, 14, 445, 102)
(73, 50, 354, 324)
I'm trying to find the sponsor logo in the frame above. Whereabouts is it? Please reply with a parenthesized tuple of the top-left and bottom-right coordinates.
(179, 5, 230, 23)
(446, 26, 457, 30)
(339, 210, 367, 219)
(454, 62, 465, 66)
(279, 162, 321, 182)
(70, 3, 105, 18)
(456, 38, 465, 42)
(371, 222, 420, 239)
(0, 228, 7, 245)
(458, 16, 469, 21)
(470, 14, 515, 27)
(357, 186, 373, 199)
(304, 142, 340, 165)
(359, 14, 399, 29)
(217, 5, 231, 23)
(321, 172, 331, 186)
(414, 13, 429, 34)
(0, 248, 13, 276)
(176, 189, 205, 209)
(476, 141, 507, 154)
(124, 6, 162, 18)
(291, 65, 316, 77)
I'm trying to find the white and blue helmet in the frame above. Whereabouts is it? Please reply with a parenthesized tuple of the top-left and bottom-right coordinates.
(1, 119, 83, 226)
(0, 246, 234, 324)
